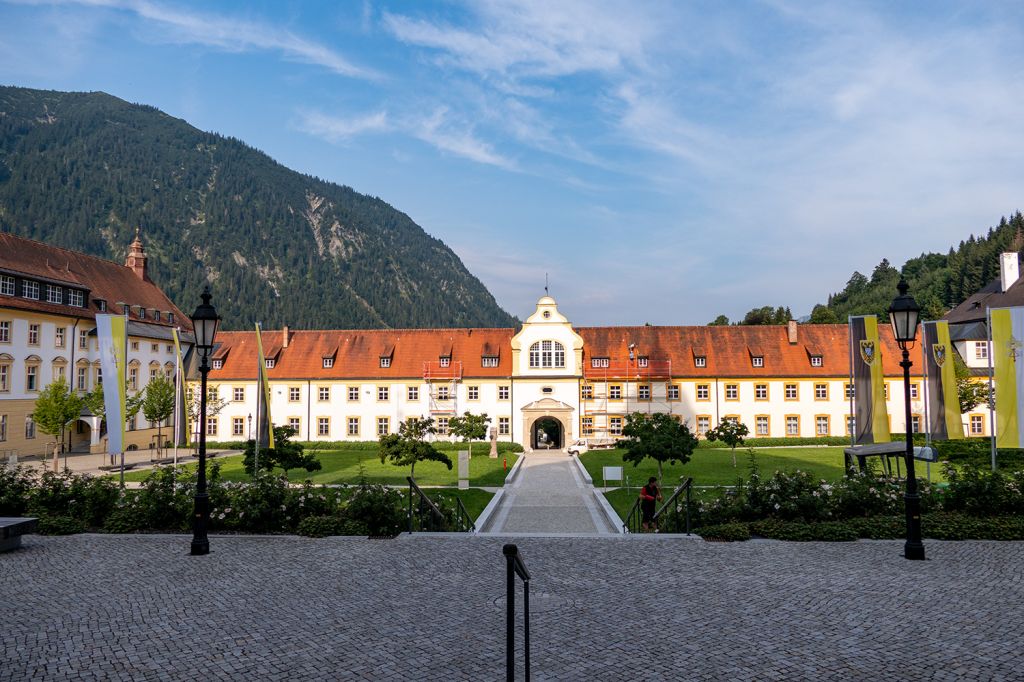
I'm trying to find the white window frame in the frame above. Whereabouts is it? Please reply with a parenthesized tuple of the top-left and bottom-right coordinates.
(22, 280, 39, 300)
(323, 357, 334, 368)
(68, 289, 84, 307)
(498, 385, 509, 400)
(46, 285, 62, 304)
(591, 357, 610, 368)
(0, 276, 13, 296)
(0, 321, 9, 343)
(380, 357, 390, 368)
(810, 356, 823, 367)
(752, 356, 764, 368)
(756, 416, 769, 436)
(407, 386, 419, 401)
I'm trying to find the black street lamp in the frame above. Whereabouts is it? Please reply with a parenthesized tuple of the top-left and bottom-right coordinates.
(248, 413, 253, 442)
(189, 287, 220, 556)
(888, 278, 925, 561)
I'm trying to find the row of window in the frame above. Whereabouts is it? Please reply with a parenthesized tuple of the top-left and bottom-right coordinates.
(223, 384, 514, 403)
(586, 353, 824, 369)
(0, 359, 173, 393)
(580, 382, 921, 402)
(209, 414, 516, 438)
(577, 413, 987, 438)
(0, 321, 177, 356)
(0, 275, 86, 308)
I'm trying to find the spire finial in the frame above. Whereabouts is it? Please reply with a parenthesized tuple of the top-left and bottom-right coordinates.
(544, 273, 549, 297)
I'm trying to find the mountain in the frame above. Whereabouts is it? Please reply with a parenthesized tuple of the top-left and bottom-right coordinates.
(0, 86, 515, 330)
(810, 212, 1024, 323)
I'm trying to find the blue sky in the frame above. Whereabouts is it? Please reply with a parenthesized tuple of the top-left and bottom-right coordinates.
(2, 1, 1023, 325)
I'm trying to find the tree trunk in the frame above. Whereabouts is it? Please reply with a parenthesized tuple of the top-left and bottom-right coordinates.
(156, 423, 163, 458)
(657, 459, 664, 486)
(731, 446, 737, 468)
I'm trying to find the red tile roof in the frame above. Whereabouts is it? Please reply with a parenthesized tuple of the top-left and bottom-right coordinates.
(211, 328, 517, 380)
(209, 323, 920, 380)
(0, 232, 191, 330)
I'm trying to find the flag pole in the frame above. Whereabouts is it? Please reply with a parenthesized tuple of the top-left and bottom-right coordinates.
(120, 309, 128, 487)
(255, 322, 261, 475)
(987, 307, 997, 471)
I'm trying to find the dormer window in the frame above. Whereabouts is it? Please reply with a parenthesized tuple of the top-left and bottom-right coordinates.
(694, 356, 706, 368)
(151, 309, 160, 321)
(439, 356, 451, 368)
(638, 356, 649, 368)
(265, 359, 275, 369)
(22, 280, 39, 300)
(810, 355, 823, 367)
(380, 357, 391, 368)
(68, 290, 84, 307)
(752, 356, 764, 368)
(212, 359, 223, 370)
(323, 358, 334, 369)
(95, 299, 107, 312)
(0, 275, 13, 296)
(481, 356, 499, 368)
(46, 285, 62, 304)
(591, 357, 610, 369)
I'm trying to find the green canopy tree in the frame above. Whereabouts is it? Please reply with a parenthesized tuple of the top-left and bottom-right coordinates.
(954, 353, 992, 414)
(30, 376, 82, 467)
(243, 426, 322, 478)
(705, 418, 751, 467)
(620, 412, 699, 484)
(448, 411, 490, 458)
(80, 382, 144, 457)
(809, 304, 840, 324)
(141, 374, 175, 456)
(378, 416, 452, 478)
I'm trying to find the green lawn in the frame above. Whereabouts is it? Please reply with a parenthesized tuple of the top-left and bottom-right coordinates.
(582, 446, 948, 490)
(119, 449, 519, 487)
(430, 488, 495, 522)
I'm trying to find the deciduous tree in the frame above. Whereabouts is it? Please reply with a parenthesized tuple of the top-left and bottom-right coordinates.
(620, 412, 698, 484)
(378, 417, 452, 478)
(705, 419, 750, 467)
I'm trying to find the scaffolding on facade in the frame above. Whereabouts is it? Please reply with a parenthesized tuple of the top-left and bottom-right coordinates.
(580, 360, 673, 439)
(423, 360, 462, 437)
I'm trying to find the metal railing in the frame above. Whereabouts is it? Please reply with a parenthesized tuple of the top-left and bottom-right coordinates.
(653, 477, 694, 535)
(623, 497, 643, 534)
(623, 477, 694, 534)
(405, 476, 476, 533)
(503, 543, 531, 682)
(407, 476, 446, 533)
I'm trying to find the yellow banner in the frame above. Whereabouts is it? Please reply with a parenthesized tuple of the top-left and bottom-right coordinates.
(992, 308, 1024, 448)
(864, 316, 891, 442)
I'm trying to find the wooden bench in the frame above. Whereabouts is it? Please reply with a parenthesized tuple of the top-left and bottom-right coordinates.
(0, 517, 38, 552)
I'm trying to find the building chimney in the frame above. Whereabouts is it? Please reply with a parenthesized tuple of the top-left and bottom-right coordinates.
(1000, 252, 1020, 293)
(125, 228, 150, 282)
(787, 320, 798, 344)
(282, 325, 290, 348)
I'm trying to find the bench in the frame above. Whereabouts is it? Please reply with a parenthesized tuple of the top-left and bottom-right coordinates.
(0, 517, 38, 552)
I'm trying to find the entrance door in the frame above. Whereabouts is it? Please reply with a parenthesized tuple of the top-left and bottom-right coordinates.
(532, 417, 563, 450)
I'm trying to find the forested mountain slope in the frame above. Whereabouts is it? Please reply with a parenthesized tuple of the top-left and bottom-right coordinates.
(0, 86, 514, 330)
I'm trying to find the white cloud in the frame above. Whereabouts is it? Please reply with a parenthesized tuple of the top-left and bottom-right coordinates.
(295, 110, 390, 142)
(11, 0, 379, 79)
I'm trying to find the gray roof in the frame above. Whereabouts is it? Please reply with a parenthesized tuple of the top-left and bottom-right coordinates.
(944, 276, 1024, 325)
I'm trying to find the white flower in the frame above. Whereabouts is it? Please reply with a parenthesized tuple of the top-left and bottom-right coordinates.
(280, 504, 287, 511)
(774, 503, 780, 510)
(217, 513, 225, 520)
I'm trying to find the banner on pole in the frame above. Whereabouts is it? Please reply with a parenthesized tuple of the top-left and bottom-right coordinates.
(921, 320, 964, 440)
(991, 307, 1024, 447)
(96, 314, 127, 454)
(255, 324, 276, 449)
(849, 315, 890, 445)
(172, 328, 191, 447)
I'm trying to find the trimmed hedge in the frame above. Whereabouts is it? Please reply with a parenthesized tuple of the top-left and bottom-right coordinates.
(697, 436, 849, 449)
(696, 523, 751, 542)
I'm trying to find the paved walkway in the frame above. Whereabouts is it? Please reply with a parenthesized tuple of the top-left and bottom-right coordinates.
(3, 534, 1022, 680)
(482, 451, 617, 535)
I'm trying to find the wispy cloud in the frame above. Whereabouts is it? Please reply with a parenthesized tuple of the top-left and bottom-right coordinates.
(12, 0, 379, 79)
(295, 110, 389, 142)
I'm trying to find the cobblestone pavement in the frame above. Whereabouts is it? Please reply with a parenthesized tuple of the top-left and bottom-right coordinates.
(3, 535, 1022, 680)
(483, 452, 616, 534)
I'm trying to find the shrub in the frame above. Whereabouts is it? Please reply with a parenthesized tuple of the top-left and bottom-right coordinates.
(209, 470, 291, 532)
(297, 515, 345, 538)
(697, 523, 750, 542)
(942, 463, 1024, 516)
(27, 470, 119, 528)
(923, 512, 1024, 540)
(750, 519, 859, 542)
(845, 516, 903, 539)
(0, 466, 34, 516)
(37, 515, 86, 535)
(133, 466, 194, 531)
(343, 483, 405, 537)
(102, 503, 148, 534)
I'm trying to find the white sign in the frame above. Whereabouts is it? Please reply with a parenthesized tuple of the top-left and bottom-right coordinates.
(602, 466, 623, 482)
(458, 450, 470, 490)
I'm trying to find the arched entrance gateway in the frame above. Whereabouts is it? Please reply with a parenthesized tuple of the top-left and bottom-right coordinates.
(520, 398, 574, 452)
(532, 417, 563, 450)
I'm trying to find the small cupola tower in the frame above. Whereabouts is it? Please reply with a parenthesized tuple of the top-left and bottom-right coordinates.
(125, 228, 150, 282)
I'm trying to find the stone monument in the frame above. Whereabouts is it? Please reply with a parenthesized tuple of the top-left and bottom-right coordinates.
(489, 426, 498, 458)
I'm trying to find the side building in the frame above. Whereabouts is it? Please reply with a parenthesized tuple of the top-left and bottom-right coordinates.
(0, 231, 193, 457)
(204, 296, 940, 448)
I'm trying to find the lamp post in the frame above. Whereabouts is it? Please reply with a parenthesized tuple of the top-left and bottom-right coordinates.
(248, 413, 252, 442)
(888, 278, 925, 561)
(189, 287, 220, 556)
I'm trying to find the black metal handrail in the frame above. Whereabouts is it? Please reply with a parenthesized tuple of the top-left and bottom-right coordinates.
(503, 543, 531, 682)
(653, 477, 694, 535)
(407, 476, 446, 533)
(623, 497, 642, 534)
(453, 495, 476, 533)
